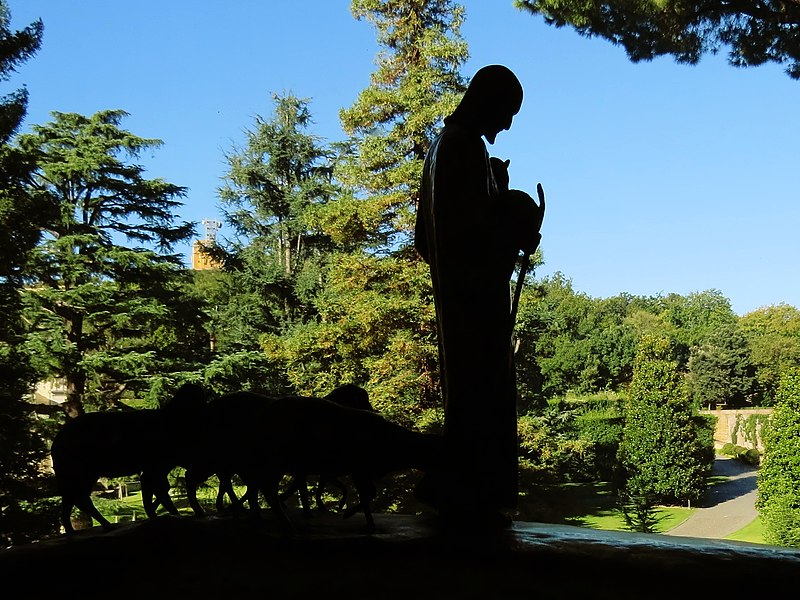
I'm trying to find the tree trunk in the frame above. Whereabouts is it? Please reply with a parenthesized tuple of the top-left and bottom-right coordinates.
(61, 312, 86, 418)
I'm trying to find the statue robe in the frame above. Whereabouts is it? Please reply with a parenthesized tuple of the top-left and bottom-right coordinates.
(415, 118, 518, 510)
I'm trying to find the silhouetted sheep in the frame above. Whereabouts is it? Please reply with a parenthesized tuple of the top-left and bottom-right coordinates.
(279, 383, 376, 514)
(184, 384, 376, 517)
(181, 390, 276, 516)
(50, 383, 207, 534)
(229, 394, 443, 533)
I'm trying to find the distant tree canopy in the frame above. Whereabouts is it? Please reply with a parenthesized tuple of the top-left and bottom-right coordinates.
(740, 304, 800, 403)
(515, 0, 800, 78)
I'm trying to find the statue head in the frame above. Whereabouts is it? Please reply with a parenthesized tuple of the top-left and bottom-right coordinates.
(449, 65, 523, 144)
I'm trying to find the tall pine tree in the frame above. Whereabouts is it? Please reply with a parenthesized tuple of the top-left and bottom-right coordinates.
(17, 110, 201, 417)
(217, 92, 338, 333)
(331, 0, 468, 252)
(268, 0, 469, 424)
(206, 93, 340, 396)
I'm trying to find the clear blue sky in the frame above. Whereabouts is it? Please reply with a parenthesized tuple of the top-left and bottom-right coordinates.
(8, 1, 800, 316)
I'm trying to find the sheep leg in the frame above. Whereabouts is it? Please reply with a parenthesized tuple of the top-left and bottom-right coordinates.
(60, 498, 76, 534)
(185, 467, 208, 516)
(261, 474, 294, 533)
(237, 473, 262, 517)
(140, 481, 159, 519)
(296, 476, 313, 517)
(277, 475, 312, 517)
(72, 493, 115, 532)
(346, 476, 376, 534)
(215, 471, 243, 513)
(141, 471, 179, 518)
(278, 475, 299, 502)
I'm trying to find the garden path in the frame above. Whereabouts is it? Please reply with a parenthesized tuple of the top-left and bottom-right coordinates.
(665, 455, 758, 540)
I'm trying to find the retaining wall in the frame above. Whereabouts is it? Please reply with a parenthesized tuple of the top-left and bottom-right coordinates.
(701, 408, 772, 451)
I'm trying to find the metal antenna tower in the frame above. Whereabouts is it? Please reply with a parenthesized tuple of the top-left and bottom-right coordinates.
(202, 219, 222, 242)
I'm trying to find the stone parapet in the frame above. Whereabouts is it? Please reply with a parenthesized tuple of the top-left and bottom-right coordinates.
(2, 512, 799, 598)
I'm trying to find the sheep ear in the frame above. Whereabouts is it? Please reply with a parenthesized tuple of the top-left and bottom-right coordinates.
(504, 159, 510, 167)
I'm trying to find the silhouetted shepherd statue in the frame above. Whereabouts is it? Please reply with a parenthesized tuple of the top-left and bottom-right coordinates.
(414, 64, 545, 528)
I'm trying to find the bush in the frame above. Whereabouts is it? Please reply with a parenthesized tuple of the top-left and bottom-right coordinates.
(517, 410, 596, 483)
(576, 414, 623, 480)
(617, 336, 713, 506)
(760, 493, 800, 547)
(720, 443, 761, 466)
(756, 368, 800, 547)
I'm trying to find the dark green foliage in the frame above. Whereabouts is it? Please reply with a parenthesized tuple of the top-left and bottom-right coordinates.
(262, 252, 441, 428)
(217, 92, 338, 332)
(513, 278, 782, 409)
(0, 2, 61, 546)
(757, 369, 800, 547)
(739, 304, 800, 406)
(262, 0, 468, 428)
(719, 443, 761, 467)
(576, 412, 624, 481)
(519, 392, 625, 484)
(693, 414, 717, 462)
(202, 350, 290, 398)
(659, 290, 738, 367)
(15, 109, 201, 416)
(687, 323, 759, 409)
(617, 336, 713, 506)
(516, 275, 641, 398)
(209, 93, 344, 397)
(516, 0, 800, 79)
(618, 490, 660, 533)
(517, 277, 726, 399)
(0, 1, 45, 286)
(336, 0, 467, 251)
(518, 402, 596, 483)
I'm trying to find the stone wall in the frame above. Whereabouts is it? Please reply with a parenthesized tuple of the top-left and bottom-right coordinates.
(702, 408, 772, 451)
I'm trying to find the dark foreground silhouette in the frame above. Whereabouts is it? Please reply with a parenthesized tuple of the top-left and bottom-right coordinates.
(50, 383, 206, 533)
(52, 65, 548, 538)
(5, 510, 799, 600)
(414, 64, 544, 526)
(51, 383, 441, 535)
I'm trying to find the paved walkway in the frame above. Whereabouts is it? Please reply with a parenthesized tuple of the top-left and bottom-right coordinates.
(665, 455, 758, 540)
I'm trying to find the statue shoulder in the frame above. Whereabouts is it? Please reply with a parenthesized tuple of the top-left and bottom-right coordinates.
(433, 125, 485, 166)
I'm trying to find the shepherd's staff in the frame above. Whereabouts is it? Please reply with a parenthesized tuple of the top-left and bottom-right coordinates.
(510, 182, 545, 338)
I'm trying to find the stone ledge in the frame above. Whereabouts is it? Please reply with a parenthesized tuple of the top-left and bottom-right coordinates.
(2, 512, 799, 598)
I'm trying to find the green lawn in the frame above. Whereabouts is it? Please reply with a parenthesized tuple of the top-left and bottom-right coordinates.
(512, 466, 770, 544)
(725, 516, 767, 545)
(513, 480, 692, 534)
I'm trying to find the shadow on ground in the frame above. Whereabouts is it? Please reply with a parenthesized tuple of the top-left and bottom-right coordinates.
(702, 456, 757, 507)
